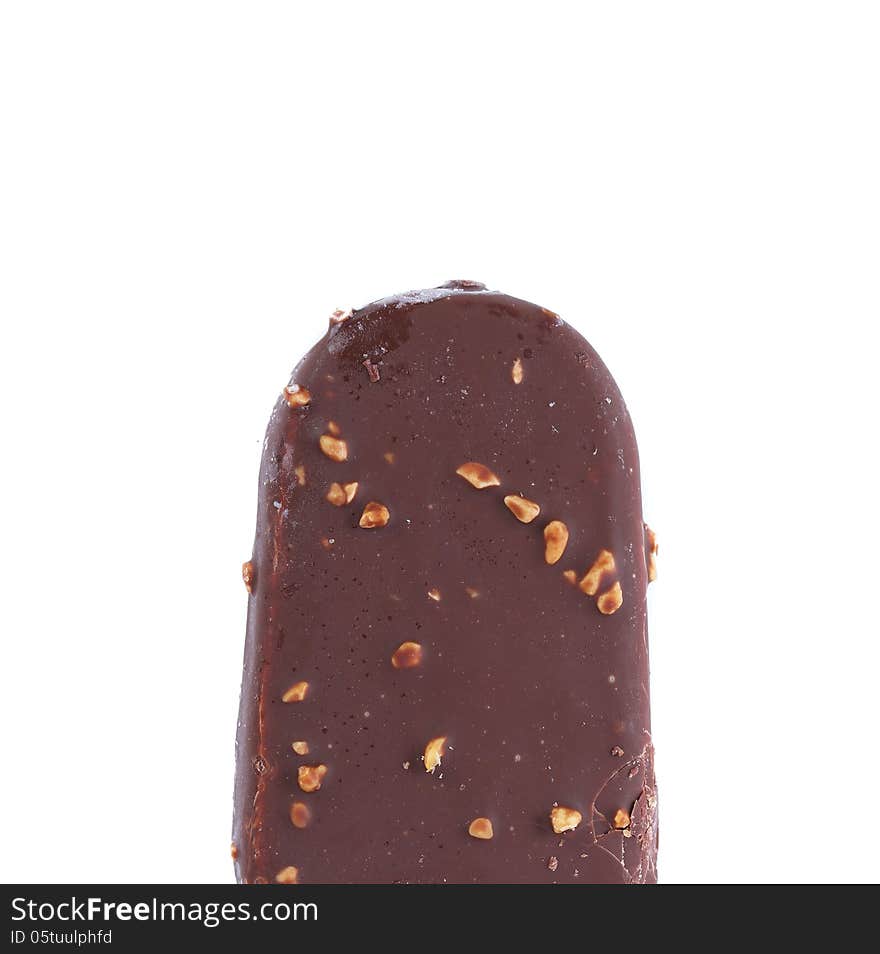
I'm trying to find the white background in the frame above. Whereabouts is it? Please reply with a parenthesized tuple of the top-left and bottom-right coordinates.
(1, 2, 878, 885)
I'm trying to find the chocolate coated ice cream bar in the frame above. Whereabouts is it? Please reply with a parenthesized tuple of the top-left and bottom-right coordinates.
(233, 282, 657, 884)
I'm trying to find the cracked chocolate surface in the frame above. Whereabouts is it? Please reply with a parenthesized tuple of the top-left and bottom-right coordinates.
(233, 281, 657, 884)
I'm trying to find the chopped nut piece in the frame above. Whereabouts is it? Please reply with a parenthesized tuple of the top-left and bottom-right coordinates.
(359, 501, 390, 528)
(326, 481, 358, 507)
(391, 641, 423, 669)
(325, 482, 346, 506)
(320, 537, 334, 550)
(283, 385, 311, 409)
(456, 462, 500, 489)
(597, 581, 624, 615)
(547, 856, 559, 872)
(613, 808, 631, 830)
(468, 817, 494, 840)
(294, 464, 306, 486)
(550, 806, 583, 834)
(427, 588, 441, 601)
(327, 420, 341, 437)
(275, 866, 299, 884)
(511, 357, 524, 384)
(465, 586, 480, 599)
(298, 764, 328, 792)
(282, 681, 309, 703)
(231, 842, 239, 860)
(423, 736, 447, 773)
(579, 549, 616, 596)
(646, 525, 658, 582)
(383, 451, 395, 464)
(543, 521, 569, 565)
(610, 745, 625, 758)
(363, 358, 381, 383)
(291, 741, 310, 755)
(289, 801, 311, 828)
(319, 434, 348, 462)
(329, 307, 352, 326)
(504, 494, 540, 523)
(242, 560, 255, 594)
(562, 569, 577, 585)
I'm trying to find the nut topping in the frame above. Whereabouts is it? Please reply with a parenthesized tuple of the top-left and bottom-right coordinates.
(646, 525, 658, 582)
(468, 817, 494, 840)
(329, 307, 352, 326)
(359, 501, 390, 528)
(326, 420, 341, 437)
(612, 808, 631, 830)
(298, 764, 328, 793)
(579, 549, 616, 596)
(543, 521, 569, 565)
(383, 451, 396, 464)
(326, 481, 359, 507)
(325, 483, 345, 506)
(562, 569, 577, 585)
(294, 464, 306, 486)
(242, 560, 255, 593)
(391, 641, 423, 669)
(363, 358, 381, 383)
(319, 434, 348, 462)
(427, 588, 441, 601)
(456, 462, 500, 489)
(504, 494, 540, 523)
(610, 745, 625, 757)
(550, 806, 583, 834)
(511, 357, 524, 384)
(291, 741, 310, 755)
(283, 385, 311, 409)
(275, 866, 299, 884)
(282, 681, 309, 703)
(597, 581, 624, 615)
(423, 736, 447, 773)
(289, 802, 311, 829)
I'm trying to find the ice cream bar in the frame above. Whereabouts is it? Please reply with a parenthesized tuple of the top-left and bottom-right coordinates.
(233, 281, 658, 884)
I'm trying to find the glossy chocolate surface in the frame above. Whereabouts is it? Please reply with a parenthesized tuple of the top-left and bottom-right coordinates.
(233, 282, 657, 883)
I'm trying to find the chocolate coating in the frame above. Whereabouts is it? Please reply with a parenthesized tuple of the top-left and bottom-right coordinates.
(233, 282, 657, 884)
